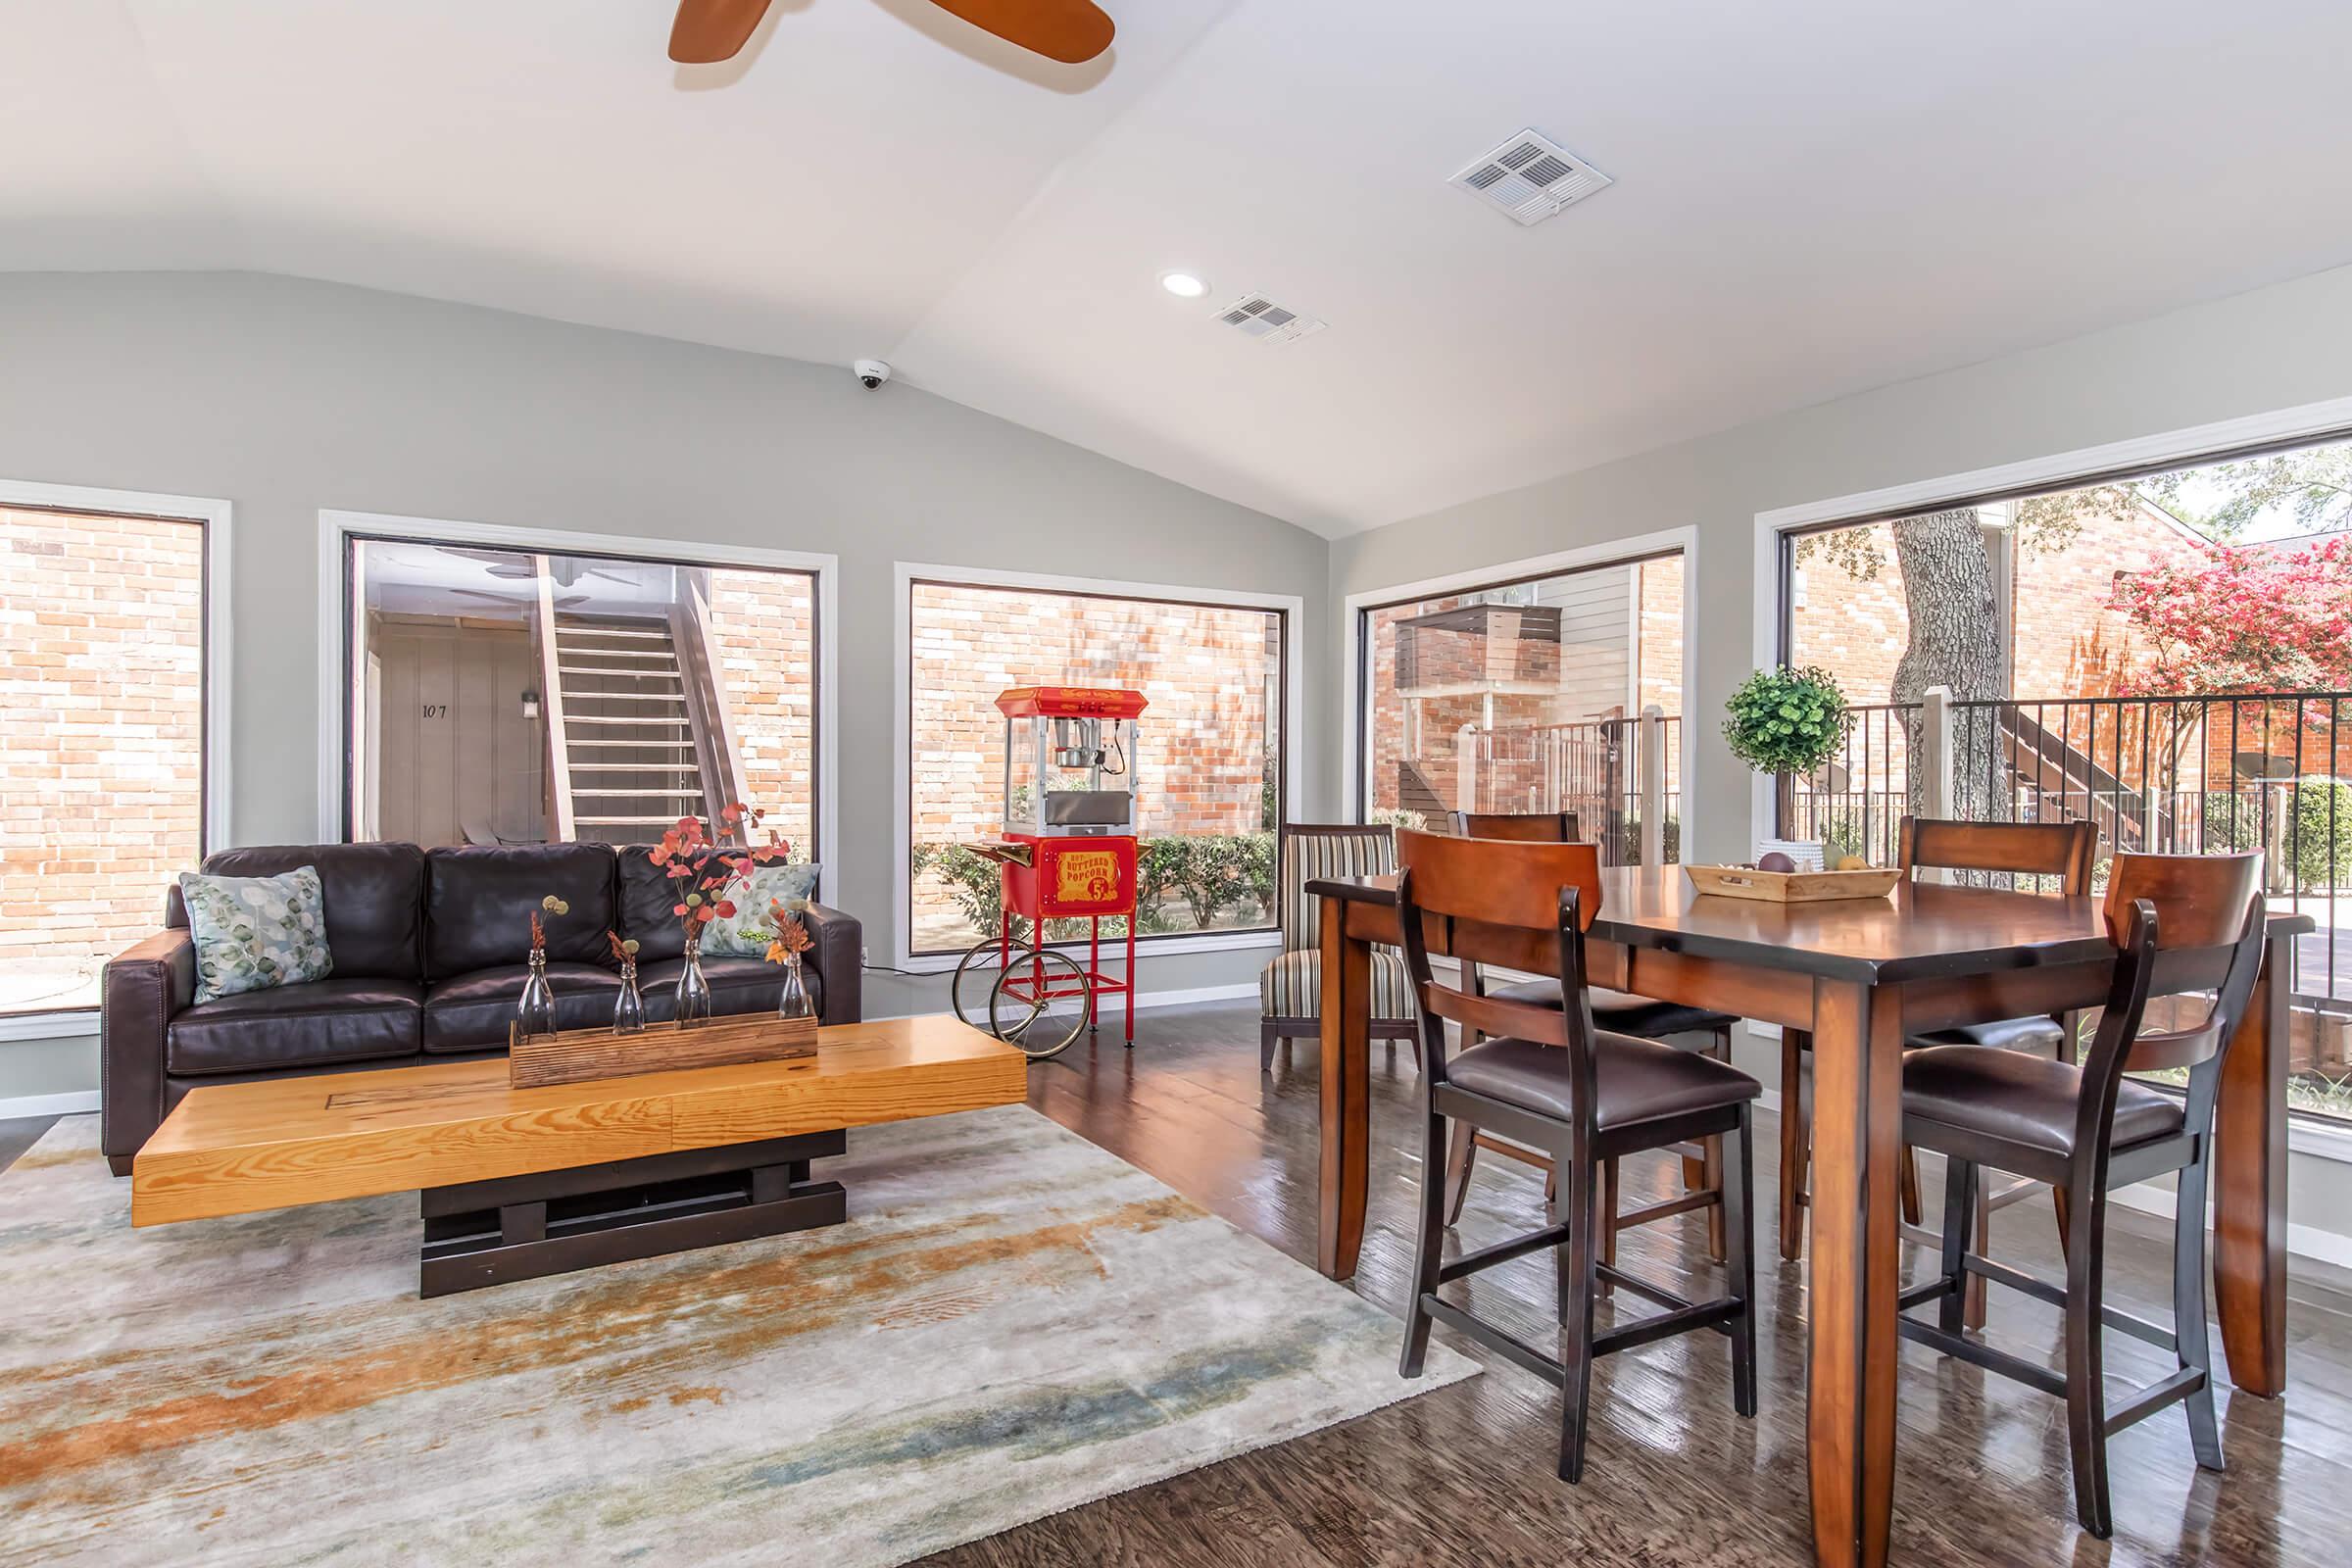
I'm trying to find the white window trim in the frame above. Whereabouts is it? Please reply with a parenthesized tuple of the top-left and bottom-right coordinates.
(315, 510, 839, 874)
(0, 477, 232, 1041)
(1340, 525, 1701, 830)
(892, 560, 1304, 975)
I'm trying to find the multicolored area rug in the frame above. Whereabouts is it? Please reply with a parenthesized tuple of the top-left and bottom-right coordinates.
(0, 1106, 1472, 1566)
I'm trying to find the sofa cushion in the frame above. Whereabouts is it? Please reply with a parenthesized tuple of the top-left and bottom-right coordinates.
(172, 843, 427, 981)
(701, 862, 824, 956)
(168, 977, 423, 1077)
(425, 844, 615, 977)
(615, 845, 694, 963)
(422, 962, 623, 1054)
(637, 955, 821, 1022)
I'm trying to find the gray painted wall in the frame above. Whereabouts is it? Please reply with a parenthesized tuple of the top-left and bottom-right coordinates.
(8, 262, 2352, 1262)
(1330, 259, 2352, 1251)
(0, 270, 1331, 1088)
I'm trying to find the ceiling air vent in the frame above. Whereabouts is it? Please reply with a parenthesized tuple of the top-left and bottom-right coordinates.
(1450, 128, 1611, 225)
(1215, 292, 1326, 346)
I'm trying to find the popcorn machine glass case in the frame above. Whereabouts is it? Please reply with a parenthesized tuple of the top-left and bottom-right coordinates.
(998, 686, 1145, 839)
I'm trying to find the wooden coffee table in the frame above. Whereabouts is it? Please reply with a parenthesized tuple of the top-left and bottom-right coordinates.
(131, 1013, 1027, 1296)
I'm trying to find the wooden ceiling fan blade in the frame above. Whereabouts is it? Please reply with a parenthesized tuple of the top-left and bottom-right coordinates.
(926, 0, 1115, 65)
(669, 0, 773, 64)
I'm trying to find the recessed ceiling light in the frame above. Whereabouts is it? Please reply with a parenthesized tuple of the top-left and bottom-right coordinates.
(1158, 270, 1208, 299)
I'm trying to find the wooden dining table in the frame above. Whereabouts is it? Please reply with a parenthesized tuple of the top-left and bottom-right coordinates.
(1307, 861, 2310, 1568)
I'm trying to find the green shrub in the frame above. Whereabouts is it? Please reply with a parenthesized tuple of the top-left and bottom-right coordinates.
(2200, 782, 2352, 888)
(914, 830, 1279, 947)
(1614, 816, 1682, 866)
(909, 843, 1004, 933)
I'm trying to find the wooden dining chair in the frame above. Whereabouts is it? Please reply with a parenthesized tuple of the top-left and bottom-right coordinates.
(1780, 816, 2096, 1327)
(1393, 828, 1760, 1482)
(1897, 852, 2264, 1539)
(1453, 809, 1581, 843)
(1446, 808, 1741, 1277)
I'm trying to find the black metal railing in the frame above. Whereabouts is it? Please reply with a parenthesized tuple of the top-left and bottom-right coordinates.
(1455, 713, 1682, 865)
(1782, 690, 2350, 1119)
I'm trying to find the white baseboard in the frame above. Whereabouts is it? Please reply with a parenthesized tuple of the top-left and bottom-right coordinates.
(1757, 1092, 2352, 1270)
(869, 980, 1257, 1025)
(1128, 981, 1260, 1011)
(2103, 1181, 2352, 1273)
(0, 1089, 99, 1120)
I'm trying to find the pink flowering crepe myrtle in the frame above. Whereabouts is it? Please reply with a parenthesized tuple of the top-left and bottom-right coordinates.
(2108, 535, 2352, 697)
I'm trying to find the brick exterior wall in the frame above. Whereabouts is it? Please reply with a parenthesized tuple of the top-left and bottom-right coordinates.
(1, 507, 205, 1013)
(1781, 505, 2345, 844)
(1788, 501, 2202, 706)
(707, 568, 815, 859)
(1364, 554, 1686, 822)
(908, 581, 1281, 946)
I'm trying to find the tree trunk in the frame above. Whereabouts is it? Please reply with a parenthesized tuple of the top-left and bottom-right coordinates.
(1889, 508, 2005, 821)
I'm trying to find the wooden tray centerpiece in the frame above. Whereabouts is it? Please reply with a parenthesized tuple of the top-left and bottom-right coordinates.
(510, 1012, 817, 1089)
(1683, 862, 1902, 904)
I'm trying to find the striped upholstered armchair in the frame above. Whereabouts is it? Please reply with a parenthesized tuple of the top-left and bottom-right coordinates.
(1258, 822, 1417, 1070)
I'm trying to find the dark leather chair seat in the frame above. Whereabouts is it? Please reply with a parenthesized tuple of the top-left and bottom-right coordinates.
(637, 955, 822, 1021)
(1907, 1013, 2067, 1054)
(422, 962, 622, 1054)
(1447, 1032, 1761, 1131)
(168, 978, 422, 1076)
(1903, 1045, 2185, 1159)
(1487, 977, 1738, 1040)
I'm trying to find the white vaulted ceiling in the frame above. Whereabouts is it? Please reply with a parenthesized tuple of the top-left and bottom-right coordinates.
(8, 0, 2352, 535)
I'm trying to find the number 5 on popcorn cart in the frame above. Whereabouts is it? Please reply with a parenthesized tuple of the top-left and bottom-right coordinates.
(947, 687, 1146, 1059)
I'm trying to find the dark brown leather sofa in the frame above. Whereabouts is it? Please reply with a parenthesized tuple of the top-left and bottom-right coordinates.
(99, 841, 861, 1175)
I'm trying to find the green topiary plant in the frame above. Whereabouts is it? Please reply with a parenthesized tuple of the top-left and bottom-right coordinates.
(1723, 664, 1852, 776)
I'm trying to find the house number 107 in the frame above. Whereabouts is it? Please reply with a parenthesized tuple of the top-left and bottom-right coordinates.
(421, 704, 448, 719)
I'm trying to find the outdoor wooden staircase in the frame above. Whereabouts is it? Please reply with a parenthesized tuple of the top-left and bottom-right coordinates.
(525, 561, 751, 845)
(545, 612, 706, 842)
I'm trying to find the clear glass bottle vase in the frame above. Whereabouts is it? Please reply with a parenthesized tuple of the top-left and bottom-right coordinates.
(777, 954, 814, 1022)
(613, 956, 646, 1034)
(675, 932, 713, 1027)
(515, 948, 558, 1045)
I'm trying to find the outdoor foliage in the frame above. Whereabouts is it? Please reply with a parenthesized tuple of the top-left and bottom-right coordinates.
(1724, 665, 1852, 775)
(1612, 815, 1682, 866)
(2108, 536, 2352, 696)
(2201, 784, 2352, 889)
(912, 831, 1276, 950)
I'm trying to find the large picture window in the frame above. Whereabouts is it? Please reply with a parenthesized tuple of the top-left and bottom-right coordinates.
(342, 533, 820, 863)
(2, 503, 211, 1019)
(1773, 433, 2352, 1122)
(905, 576, 1287, 956)
(1356, 549, 1687, 863)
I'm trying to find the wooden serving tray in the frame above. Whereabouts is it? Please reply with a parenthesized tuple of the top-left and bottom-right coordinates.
(1683, 863, 1902, 904)
(510, 1012, 817, 1089)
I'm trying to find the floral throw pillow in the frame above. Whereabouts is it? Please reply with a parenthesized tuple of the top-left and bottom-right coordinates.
(700, 862, 821, 957)
(177, 866, 334, 1004)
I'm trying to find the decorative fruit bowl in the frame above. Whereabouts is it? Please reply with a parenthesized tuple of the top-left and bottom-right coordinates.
(1683, 860, 1902, 904)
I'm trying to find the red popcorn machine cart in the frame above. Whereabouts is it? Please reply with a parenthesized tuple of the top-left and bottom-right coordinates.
(948, 686, 1146, 1058)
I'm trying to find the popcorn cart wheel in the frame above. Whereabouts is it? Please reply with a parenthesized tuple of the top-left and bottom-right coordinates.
(949, 922, 1095, 1061)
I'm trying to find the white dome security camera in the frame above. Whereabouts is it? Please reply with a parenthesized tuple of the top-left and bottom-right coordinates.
(853, 359, 891, 390)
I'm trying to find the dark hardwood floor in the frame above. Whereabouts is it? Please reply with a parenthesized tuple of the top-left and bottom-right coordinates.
(969, 1002, 2352, 1568)
(10, 1004, 2348, 1565)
